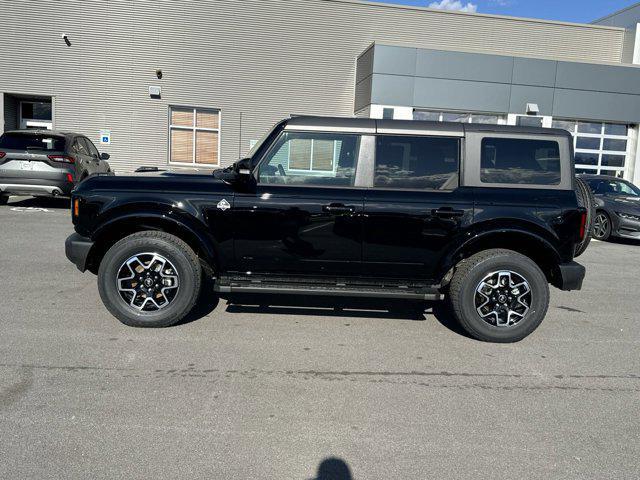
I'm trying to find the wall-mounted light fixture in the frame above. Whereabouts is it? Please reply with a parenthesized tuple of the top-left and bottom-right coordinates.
(148, 85, 162, 98)
(61, 33, 71, 47)
(526, 103, 540, 115)
(156, 69, 163, 80)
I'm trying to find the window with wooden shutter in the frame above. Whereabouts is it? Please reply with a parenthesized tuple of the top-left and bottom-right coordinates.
(169, 107, 220, 166)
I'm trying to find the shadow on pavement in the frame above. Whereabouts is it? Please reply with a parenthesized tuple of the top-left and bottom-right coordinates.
(224, 293, 430, 321)
(309, 457, 353, 480)
(607, 236, 640, 247)
(177, 276, 220, 325)
(5, 195, 70, 210)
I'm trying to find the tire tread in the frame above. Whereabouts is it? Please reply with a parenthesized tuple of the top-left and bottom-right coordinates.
(449, 249, 550, 343)
(97, 231, 202, 327)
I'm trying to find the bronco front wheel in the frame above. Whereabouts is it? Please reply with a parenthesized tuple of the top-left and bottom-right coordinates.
(98, 231, 202, 327)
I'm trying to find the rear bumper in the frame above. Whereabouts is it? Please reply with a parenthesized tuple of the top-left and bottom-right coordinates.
(557, 261, 586, 291)
(65, 233, 94, 272)
(0, 173, 74, 197)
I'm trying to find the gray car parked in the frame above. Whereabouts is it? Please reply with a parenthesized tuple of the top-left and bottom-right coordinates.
(0, 130, 112, 204)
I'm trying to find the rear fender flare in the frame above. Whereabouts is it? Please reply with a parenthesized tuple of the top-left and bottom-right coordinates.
(438, 228, 562, 284)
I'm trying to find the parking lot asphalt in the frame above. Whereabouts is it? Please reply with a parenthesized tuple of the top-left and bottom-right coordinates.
(0, 196, 639, 479)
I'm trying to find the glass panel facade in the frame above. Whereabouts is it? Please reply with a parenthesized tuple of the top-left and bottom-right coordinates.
(552, 119, 629, 176)
(413, 109, 505, 124)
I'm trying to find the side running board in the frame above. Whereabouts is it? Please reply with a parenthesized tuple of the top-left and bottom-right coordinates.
(214, 274, 444, 301)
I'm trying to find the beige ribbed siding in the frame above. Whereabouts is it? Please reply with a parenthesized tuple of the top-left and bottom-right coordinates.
(0, 0, 626, 172)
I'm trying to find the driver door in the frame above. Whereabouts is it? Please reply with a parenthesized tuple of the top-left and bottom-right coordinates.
(232, 130, 365, 276)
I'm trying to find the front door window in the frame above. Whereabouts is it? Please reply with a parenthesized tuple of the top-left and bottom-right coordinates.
(257, 132, 360, 187)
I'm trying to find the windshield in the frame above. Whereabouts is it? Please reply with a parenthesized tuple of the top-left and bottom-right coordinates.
(587, 178, 640, 197)
(0, 132, 65, 151)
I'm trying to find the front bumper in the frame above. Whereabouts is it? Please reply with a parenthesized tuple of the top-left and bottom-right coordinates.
(65, 233, 94, 272)
(557, 261, 586, 291)
(614, 215, 640, 240)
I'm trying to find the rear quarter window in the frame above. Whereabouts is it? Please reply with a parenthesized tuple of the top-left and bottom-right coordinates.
(481, 137, 561, 185)
(0, 133, 66, 151)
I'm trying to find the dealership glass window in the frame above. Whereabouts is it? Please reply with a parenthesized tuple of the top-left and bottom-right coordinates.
(552, 119, 629, 176)
(258, 132, 360, 187)
(374, 135, 459, 190)
(480, 138, 561, 185)
(414, 109, 505, 125)
(169, 107, 220, 166)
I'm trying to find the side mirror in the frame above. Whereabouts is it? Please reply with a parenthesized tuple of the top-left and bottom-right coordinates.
(100, 152, 110, 160)
(235, 157, 252, 176)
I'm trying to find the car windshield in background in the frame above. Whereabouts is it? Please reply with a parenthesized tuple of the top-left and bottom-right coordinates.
(587, 178, 640, 197)
(0, 133, 65, 151)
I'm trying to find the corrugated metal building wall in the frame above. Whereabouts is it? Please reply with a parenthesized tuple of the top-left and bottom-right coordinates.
(0, 0, 627, 172)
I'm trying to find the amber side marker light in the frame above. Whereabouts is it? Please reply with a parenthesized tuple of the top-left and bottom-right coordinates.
(73, 199, 80, 217)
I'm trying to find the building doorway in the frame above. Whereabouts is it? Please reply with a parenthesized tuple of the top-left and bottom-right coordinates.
(19, 100, 52, 130)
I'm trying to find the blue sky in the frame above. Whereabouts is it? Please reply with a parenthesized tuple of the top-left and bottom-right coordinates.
(379, 0, 638, 24)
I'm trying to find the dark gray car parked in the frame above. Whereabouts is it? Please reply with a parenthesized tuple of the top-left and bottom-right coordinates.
(580, 174, 640, 241)
(0, 130, 112, 204)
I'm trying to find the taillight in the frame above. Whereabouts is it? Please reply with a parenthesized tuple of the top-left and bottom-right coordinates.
(0, 152, 6, 159)
(579, 211, 587, 241)
(47, 154, 75, 164)
(66, 173, 74, 183)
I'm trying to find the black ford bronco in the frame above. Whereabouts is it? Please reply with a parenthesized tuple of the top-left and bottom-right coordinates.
(65, 116, 591, 342)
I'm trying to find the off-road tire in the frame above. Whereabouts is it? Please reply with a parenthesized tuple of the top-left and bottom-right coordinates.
(98, 231, 202, 327)
(574, 177, 594, 257)
(448, 249, 550, 343)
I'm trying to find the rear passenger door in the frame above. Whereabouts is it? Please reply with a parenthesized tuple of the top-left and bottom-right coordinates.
(362, 133, 473, 280)
(71, 137, 93, 178)
(83, 137, 106, 173)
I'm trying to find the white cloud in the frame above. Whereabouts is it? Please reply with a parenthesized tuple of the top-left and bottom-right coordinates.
(428, 0, 478, 13)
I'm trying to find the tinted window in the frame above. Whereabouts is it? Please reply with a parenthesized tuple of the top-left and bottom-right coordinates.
(588, 179, 640, 197)
(83, 137, 100, 158)
(258, 132, 360, 187)
(576, 137, 600, 150)
(73, 138, 89, 156)
(0, 132, 65, 151)
(481, 138, 561, 185)
(374, 136, 459, 190)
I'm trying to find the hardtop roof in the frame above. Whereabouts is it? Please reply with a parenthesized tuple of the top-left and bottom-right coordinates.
(284, 115, 571, 137)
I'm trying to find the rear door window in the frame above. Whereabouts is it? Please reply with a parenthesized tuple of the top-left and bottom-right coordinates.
(0, 133, 65, 151)
(374, 135, 459, 190)
(73, 138, 89, 156)
(83, 137, 100, 158)
(480, 138, 561, 185)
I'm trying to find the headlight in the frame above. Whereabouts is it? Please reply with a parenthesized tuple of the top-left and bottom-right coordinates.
(617, 212, 640, 221)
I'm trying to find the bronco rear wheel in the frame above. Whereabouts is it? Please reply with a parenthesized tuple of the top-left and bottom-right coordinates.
(98, 231, 202, 327)
(448, 249, 549, 343)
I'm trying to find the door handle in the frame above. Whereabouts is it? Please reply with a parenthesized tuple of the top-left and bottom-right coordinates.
(323, 203, 355, 214)
(432, 207, 465, 218)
